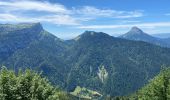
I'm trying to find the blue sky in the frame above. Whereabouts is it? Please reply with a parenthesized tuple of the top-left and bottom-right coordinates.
(0, 0, 170, 39)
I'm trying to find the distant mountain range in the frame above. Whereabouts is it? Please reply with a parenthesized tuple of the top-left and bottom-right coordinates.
(1, 23, 170, 97)
(119, 26, 170, 48)
(152, 33, 170, 38)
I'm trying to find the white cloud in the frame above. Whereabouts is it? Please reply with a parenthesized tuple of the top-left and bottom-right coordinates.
(0, 13, 79, 25)
(0, 13, 39, 23)
(77, 22, 170, 29)
(39, 15, 79, 25)
(118, 20, 141, 24)
(72, 6, 143, 18)
(114, 11, 143, 18)
(0, 0, 78, 25)
(0, 14, 17, 21)
(0, 0, 70, 14)
(0, 0, 144, 25)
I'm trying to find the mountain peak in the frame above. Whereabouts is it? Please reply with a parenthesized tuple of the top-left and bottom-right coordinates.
(74, 31, 111, 41)
(119, 26, 161, 45)
(83, 31, 110, 36)
(0, 22, 42, 28)
(0, 22, 43, 34)
(83, 31, 97, 35)
(81, 31, 111, 38)
(120, 26, 147, 38)
(129, 26, 144, 34)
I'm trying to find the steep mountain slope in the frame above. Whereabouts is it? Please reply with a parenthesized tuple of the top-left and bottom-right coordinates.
(120, 27, 169, 47)
(1, 24, 170, 97)
(110, 67, 170, 100)
(0, 23, 43, 62)
(0, 23, 69, 87)
(65, 31, 170, 96)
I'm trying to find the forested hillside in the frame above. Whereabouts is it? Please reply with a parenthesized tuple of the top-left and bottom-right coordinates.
(65, 31, 170, 96)
(1, 23, 170, 97)
(111, 67, 170, 100)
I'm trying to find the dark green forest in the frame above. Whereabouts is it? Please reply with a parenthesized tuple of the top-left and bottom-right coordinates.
(1, 23, 170, 99)
(109, 67, 170, 100)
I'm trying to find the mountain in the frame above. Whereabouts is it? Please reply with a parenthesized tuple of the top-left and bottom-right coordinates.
(0, 23, 43, 62)
(119, 27, 169, 47)
(120, 26, 154, 40)
(164, 38, 170, 46)
(65, 31, 170, 96)
(0, 23, 69, 87)
(110, 67, 170, 100)
(152, 33, 170, 38)
(1, 23, 170, 97)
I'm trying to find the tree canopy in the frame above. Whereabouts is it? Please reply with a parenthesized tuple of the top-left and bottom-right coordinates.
(137, 67, 170, 100)
(0, 66, 68, 100)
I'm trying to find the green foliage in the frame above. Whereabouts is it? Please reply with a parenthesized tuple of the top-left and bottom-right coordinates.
(0, 66, 69, 100)
(135, 67, 170, 100)
(106, 67, 170, 100)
